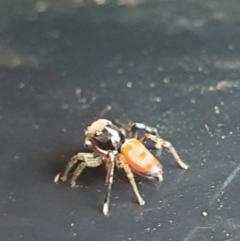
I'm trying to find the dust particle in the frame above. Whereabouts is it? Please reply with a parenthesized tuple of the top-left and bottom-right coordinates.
(155, 97, 161, 103)
(150, 82, 156, 88)
(202, 211, 208, 217)
(204, 124, 209, 132)
(18, 82, 25, 89)
(73, 0, 83, 6)
(94, 0, 107, 5)
(127, 82, 132, 88)
(34, 1, 48, 12)
(214, 106, 220, 114)
(75, 87, 81, 96)
(157, 66, 164, 71)
(128, 61, 135, 67)
(117, 68, 124, 74)
(163, 77, 170, 83)
(62, 103, 69, 109)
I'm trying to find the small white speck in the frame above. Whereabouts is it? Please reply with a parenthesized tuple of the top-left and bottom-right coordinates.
(155, 97, 161, 103)
(62, 103, 69, 109)
(128, 61, 135, 67)
(15, 155, 20, 159)
(117, 68, 124, 74)
(163, 77, 170, 83)
(33, 124, 39, 129)
(150, 82, 156, 88)
(70, 223, 74, 227)
(169, 220, 173, 224)
(157, 66, 164, 71)
(127, 82, 132, 88)
(75, 87, 81, 96)
(105, 105, 112, 111)
(61, 128, 67, 132)
(34, 1, 48, 12)
(214, 106, 220, 114)
(18, 82, 25, 89)
(94, 0, 107, 5)
(204, 124, 209, 132)
(202, 211, 208, 217)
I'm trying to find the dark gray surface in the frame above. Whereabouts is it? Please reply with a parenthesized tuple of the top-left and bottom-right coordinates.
(1, 1, 240, 241)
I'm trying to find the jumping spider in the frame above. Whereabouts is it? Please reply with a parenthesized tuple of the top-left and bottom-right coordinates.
(54, 119, 188, 216)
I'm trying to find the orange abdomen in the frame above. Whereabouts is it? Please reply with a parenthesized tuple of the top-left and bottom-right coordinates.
(121, 139, 162, 177)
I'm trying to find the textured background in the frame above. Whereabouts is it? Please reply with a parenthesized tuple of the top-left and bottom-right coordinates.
(1, 1, 240, 240)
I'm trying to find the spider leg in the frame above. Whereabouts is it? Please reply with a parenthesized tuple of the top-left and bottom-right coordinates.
(139, 133, 188, 170)
(116, 154, 145, 206)
(105, 156, 113, 184)
(69, 162, 86, 187)
(130, 122, 159, 139)
(54, 153, 103, 186)
(102, 152, 115, 216)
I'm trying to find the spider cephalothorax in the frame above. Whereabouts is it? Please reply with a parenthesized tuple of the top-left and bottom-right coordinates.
(84, 119, 125, 151)
(54, 118, 188, 216)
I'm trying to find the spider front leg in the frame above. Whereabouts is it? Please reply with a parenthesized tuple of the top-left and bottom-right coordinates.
(116, 154, 145, 206)
(54, 153, 103, 187)
(103, 152, 115, 216)
(140, 133, 189, 170)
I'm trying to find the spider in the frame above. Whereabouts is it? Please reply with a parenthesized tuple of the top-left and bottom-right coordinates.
(54, 118, 189, 216)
